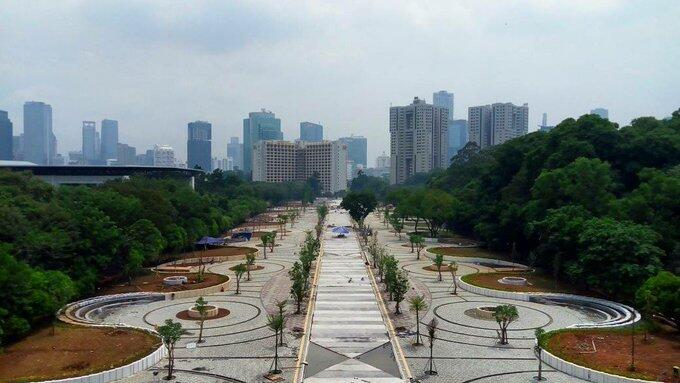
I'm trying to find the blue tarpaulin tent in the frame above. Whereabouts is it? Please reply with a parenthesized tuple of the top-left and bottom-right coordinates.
(332, 226, 351, 235)
(195, 236, 225, 246)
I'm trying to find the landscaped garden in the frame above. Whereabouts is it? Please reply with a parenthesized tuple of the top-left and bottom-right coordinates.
(175, 245, 257, 260)
(426, 246, 508, 260)
(461, 271, 579, 294)
(542, 327, 680, 382)
(0, 323, 161, 383)
(98, 271, 228, 295)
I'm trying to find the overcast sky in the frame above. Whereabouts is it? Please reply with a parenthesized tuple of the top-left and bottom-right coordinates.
(1, 0, 679, 163)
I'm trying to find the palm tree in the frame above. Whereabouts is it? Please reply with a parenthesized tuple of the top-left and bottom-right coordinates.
(194, 296, 208, 344)
(260, 235, 269, 260)
(157, 319, 186, 380)
(434, 254, 444, 281)
(493, 305, 519, 345)
(425, 318, 438, 375)
(245, 252, 256, 281)
(267, 313, 285, 374)
(448, 261, 459, 295)
(408, 295, 428, 346)
(233, 263, 246, 294)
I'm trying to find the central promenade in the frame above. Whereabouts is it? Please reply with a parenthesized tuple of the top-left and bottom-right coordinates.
(303, 209, 404, 382)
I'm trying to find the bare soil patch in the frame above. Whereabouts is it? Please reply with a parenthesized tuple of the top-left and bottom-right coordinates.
(229, 264, 265, 271)
(423, 264, 456, 272)
(99, 272, 228, 295)
(427, 246, 508, 259)
(176, 308, 230, 321)
(0, 324, 160, 383)
(175, 246, 256, 260)
(461, 271, 579, 294)
(545, 329, 680, 382)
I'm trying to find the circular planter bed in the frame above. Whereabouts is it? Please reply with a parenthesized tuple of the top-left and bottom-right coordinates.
(427, 246, 507, 259)
(498, 276, 527, 285)
(0, 323, 161, 383)
(99, 272, 229, 295)
(176, 307, 230, 321)
(464, 306, 497, 321)
(423, 264, 456, 272)
(461, 272, 579, 294)
(229, 264, 265, 271)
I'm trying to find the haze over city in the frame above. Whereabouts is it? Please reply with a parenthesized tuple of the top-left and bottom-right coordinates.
(2, 0, 679, 161)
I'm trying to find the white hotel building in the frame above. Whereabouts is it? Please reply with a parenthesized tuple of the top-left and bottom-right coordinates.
(252, 140, 348, 194)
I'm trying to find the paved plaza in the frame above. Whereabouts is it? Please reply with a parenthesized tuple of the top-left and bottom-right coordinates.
(87, 206, 610, 383)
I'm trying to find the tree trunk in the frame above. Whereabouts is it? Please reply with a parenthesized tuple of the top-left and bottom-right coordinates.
(263, 247, 267, 259)
(395, 301, 400, 315)
(274, 332, 280, 372)
(198, 321, 204, 343)
(167, 347, 174, 380)
(415, 312, 420, 345)
(236, 278, 240, 294)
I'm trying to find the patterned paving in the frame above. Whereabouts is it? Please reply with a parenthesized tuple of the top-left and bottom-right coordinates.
(303, 210, 403, 382)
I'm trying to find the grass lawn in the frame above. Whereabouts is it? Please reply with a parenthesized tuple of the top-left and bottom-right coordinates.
(99, 271, 228, 295)
(0, 323, 160, 383)
(427, 246, 508, 260)
(175, 245, 257, 260)
(461, 271, 580, 294)
(543, 327, 680, 381)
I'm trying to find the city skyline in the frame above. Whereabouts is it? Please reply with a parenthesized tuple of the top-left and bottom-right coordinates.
(1, 2, 678, 162)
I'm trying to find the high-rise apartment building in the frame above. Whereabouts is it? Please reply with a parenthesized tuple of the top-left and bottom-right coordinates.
(389, 97, 448, 185)
(447, 119, 469, 160)
(0, 111, 13, 160)
(153, 145, 176, 167)
(23, 101, 53, 165)
(591, 108, 609, 120)
(376, 152, 390, 169)
(227, 137, 243, 170)
(433, 90, 454, 120)
(468, 103, 528, 149)
(252, 140, 348, 194)
(243, 109, 283, 176)
(299, 122, 323, 142)
(338, 135, 367, 178)
(82, 121, 97, 164)
(101, 119, 119, 161)
(187, 121, 212, 171)
(12, 134, 24, 160)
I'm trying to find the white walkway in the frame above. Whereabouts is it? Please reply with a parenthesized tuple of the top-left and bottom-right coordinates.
(303, 210, 403, 382)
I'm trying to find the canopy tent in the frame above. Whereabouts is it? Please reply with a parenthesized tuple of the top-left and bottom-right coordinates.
(331, 226, 351, 235)
(195, 236, 225, 246)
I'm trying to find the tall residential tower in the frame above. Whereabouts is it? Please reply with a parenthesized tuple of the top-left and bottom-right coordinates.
(468, 103, 528, 149)
(23, 101, 53, 165)
(187, 121, 212, 171)
(0, 111, 13, 160)
(389, 97, 448, 185)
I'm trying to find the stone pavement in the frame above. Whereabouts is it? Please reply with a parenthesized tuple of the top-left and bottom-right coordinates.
(303, 209, 404, 383)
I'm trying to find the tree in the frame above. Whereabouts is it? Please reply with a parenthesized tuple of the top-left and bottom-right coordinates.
(425, 318, 438, 375)
(260, 232, 275, 259)
(493, 305, 519, 345)
(434, 254, 444, 282)
(194, 296, 208, 344)
(448, 261, 459, 295)
(157, 319, 185, 380)
(420, 190, 456, 237)
(408, 295, 428, 346)
(340, 191, 377, 228)
(275, 299, 288, 346)
(233, 263, 246, 294)
(245, 251, 256, 281)
(569, 218, 663, 300)
(289, 262, 307, 314)
(268, 232, 276, 252)
(414, 235, 425, 260)
(635, 271, 679, 330)
(391, 271, 410, 315)
(316, 204, 328, 223)
(534, 328, 546, 381)
(390, 214, 404, 239)
(267, 313, 285, 374)
(277, 214, 288, 239)
(408, 234, 417, 253)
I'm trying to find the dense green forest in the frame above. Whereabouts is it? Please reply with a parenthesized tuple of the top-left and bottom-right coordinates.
(0, 169, 315, 345)
(383, 111, 680, 304)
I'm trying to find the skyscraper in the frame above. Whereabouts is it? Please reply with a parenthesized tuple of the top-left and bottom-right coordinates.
(447, 119, 469, 160)
(227, 137, 243, 170)
(82, 121, 97, 164)
(117, 143, 136, 165)
(23, 101, 53, 165)
(389, 97, 448, 185)
(101, 119, 119, 161)
(433, 90, 454, 120)
(187, 121, 212, 171)
(242, 109, 283, 176)
(338, 135, 368, 177)
(468, 103, 528, 149)
(299, 122, 323, 142)
(591, 107, 609, 120)
(0, 111, 13, 160)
